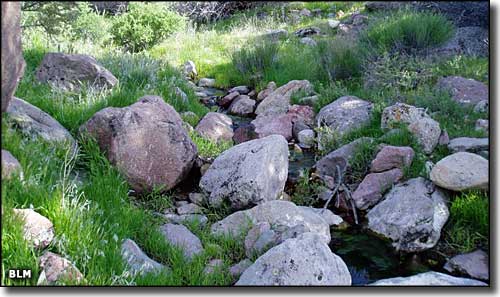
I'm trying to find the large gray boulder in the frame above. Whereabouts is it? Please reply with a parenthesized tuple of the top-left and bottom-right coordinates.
(235, 233, 351, 286)
(255, 80, 313, 116)
(1, 2, 25, 113)
(13, 208, 55, 249)
(199, 135, 288, 209)
(7, 97, 76, 147)
(121, 239, 167, 277)
(436, 76, 488, 106)
(80, 95, 197, 193)
(195, 112, 233, 143)
(316, 96, 373, 137)
(430, 152, 488, 191)
(369, 271, 487, 286)
(367, 177, 449, 252)
(444, 250, 489, 281)
(159, 223, 203, 260)
(36, 53, 118, 91)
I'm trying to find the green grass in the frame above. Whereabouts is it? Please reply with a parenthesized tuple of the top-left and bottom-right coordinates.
(189, 131, 234, 159)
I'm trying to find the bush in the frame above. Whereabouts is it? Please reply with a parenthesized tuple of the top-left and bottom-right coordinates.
(230, 40, 280, 86)
(363, 10, 455, 53)
(316, 38, 362, 82)
(111, 3, 186, 52)
(71, 3, 113, 45)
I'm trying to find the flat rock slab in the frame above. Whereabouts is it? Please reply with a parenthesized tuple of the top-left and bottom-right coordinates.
(159, 223, 203, 260)
(369, 271, 487, 286)
(436, 76, 488, 106)
(13, 208, 54, 249)
(448, 137, 489, 153)
(38, 252, 84, 285)
(444, 249, 489, 281)
(430, 152, 488, 191)
(121, 239, 167, 276)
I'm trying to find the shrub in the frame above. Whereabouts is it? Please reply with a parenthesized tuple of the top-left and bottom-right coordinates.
(363, 10, 455, 53)
(316, 38, 362, 83)
(111, 3, 186, 52)
(230, 40, 280, 86)
(71, 3, 113, 45)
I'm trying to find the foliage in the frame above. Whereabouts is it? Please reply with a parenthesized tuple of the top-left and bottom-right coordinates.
(111, 2, 186, 52)
(71, 3, 113, 46)
(431, 55, 489, 84)
(189, 131, 233, 159)
(21, 1, 80, 38)
(291, 169, 323, 207)
(230, 40, 280, 86)
(316, 38, 363, 82)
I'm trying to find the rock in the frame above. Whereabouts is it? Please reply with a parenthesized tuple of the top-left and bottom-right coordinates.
(299, 8, 311, 17)
(292, 120, 311, 140)
(173, 87, 188, 104)
(36, 53, 117, 91)
(407, 117, 442, 154)
(251, 113, 293, 140)
(264, 29, 288, 41)
(229, 259, 253, 278)
(316, 96, 373, 137)
(245, 222, 276, 257)
(370, 145, 415, 172)
(159, 223, 203, 260)
(183, 60, 197, 79)
(300, 37, 317, 46)
(219, 91, 239, 107)
(367, 177, 449, 252)
(13, 209, 54, 249)
(198, 78, 216, 88)
(200, 135, 288, 209)
(297, 129, 315, 148)
(430, 152, 488, 191)
(195, 91, 207, 97)
(228, 95, 256, 116)
(298, 95, 319, 107)
(365, 1, 406, 11)
(370, 271, 487, 286)
(7, 97, 76, 147)
(188, 192, 205, 205)
(474, 100, 488, 113)
(255, 80, 313, 116)
(294, 27, 321, 37)
(425, 161, 435, 178)
(351, 14, 368, 25)
(438, 129, 450, 145)
(444, 250, 489, 281)
(296, 206, 344, 226)
(177, 203, 203, 215)
(327, 19, 340, 29)
(235, 233, 351, 286)
(432, 26, 488, 58)
(121, 239, 166, 276)
(287, 104, 315, 126)
(315, 137, 374, 178)
(163, 213, 208, 227)
(352, 168, 403, 210)
(37, 252, 84, 285)
(256, 81, 277, 102)
(211, 200, 332, 244)
(233, 124, 257, 144)
(436, 76, 488, 106)
(195, 112, 234, 143)
(203, 259, 224, 274)
(415, 2, 488, 28)
(175, 200, 188, 208)
(229, 86, 250, 94)
(448, 137, 488, 153)
(80, 95, 197, 193)
(1, 2, 25, 113)
(1, 149, 22, 179)
(475, 119, 488, 133)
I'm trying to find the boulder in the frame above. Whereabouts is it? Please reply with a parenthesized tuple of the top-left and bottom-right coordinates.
(474, 100, 488, 113)
(159, 223, 203, 260)
(352, 168, 404, 210)
(1, 2, 25, 113)
(407, 117, 442, 154)
(316, 96, 373, 137)
(219, 91, 239, 107)
(235, 233, 351, 286)
(1, 149, 23, 179)
(228, 95, 256, 116)
(37, 252, 84, 285)
(244, 222, 277, 257)
(233, 124, 257, 144)
(36, 53, 117, 91)
(256, 81, 277, 102)
(292, 120, 311, 140)
(183, 60, 197, 79)
(121, 239, 167, 276)
(370, 146, 414, 172)
(447, 137, 488, 153)
(370, 271, 487, 286)
(195, 112, 234, 143)
(475, 119, 488, 133)
(13, 209, 55, 249)
(229, 259, 253, 278)
(415, 2, 489, 28)
(287, 104, 315, 126)
(251, 113, 293, 140)
(198, 78, 216, 87)
(255, 80, 313, 116)
(176, 203, 203, 215)
(444, 250, 489, 281)
(163, 213, 208, 227)
(297, 129, 315, 148)
(432, 26, 488, 58)
(188, 192, 205, 205)
(297, 206, 344, 226)
(436, 76, 488, 106)
(200, 135, 288, 209)
(294, 27, 321, 37)
(327, 20, 340, 29)
(229, 86, 250, 94)
(367, 177, 449, 252)
(438, 129, 450, 145)
(7, 97, 76, 147)
(430, 152, 488, 191)
(80, 95, 197, 193)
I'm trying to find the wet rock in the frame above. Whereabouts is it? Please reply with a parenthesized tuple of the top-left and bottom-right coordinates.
(198, 78, 216, 88)
(177, 203, 203, 215)
(159, 223, 203, 260)
(37, 252, 84, 285)
(294, 26, 321, 37)
(444, 250, 489, 281)
(257, 81, 277, 102)
(228, 95, 255, 116)
(367, 177, 449, 252)
(251, 113, 293, 140)
(200, 135, 288, 209)
(475, 119, 489, 133)
(353, 168, 404, 210)
(219, 91, 239, 107)
(233, 124, 257, 144)
(448, 137, 488, 153)
(229, 259, 253, 278)
(297, 129, 315, 148)
(229, 86, 250, 94)
(300, 37, 317, 46)
(195, 112, 234, 143)
(370, 271, 487, 286)
(255, 80, 313, 116)
(370, 146, 414, 172)
(13, 208, 54, 249)
(430, 152, 488, 191)
(1, 2, 25, 113)
(436, 76, 488, 106)
(36, 53, 117, 91)
(1, 149, 22, 179)
(474, 100, 488, 113)
(236, 233, 351, 286)
(121, 239, 166, 276)
(316, 96, 373, 137)
(80, 95, 197, 193)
